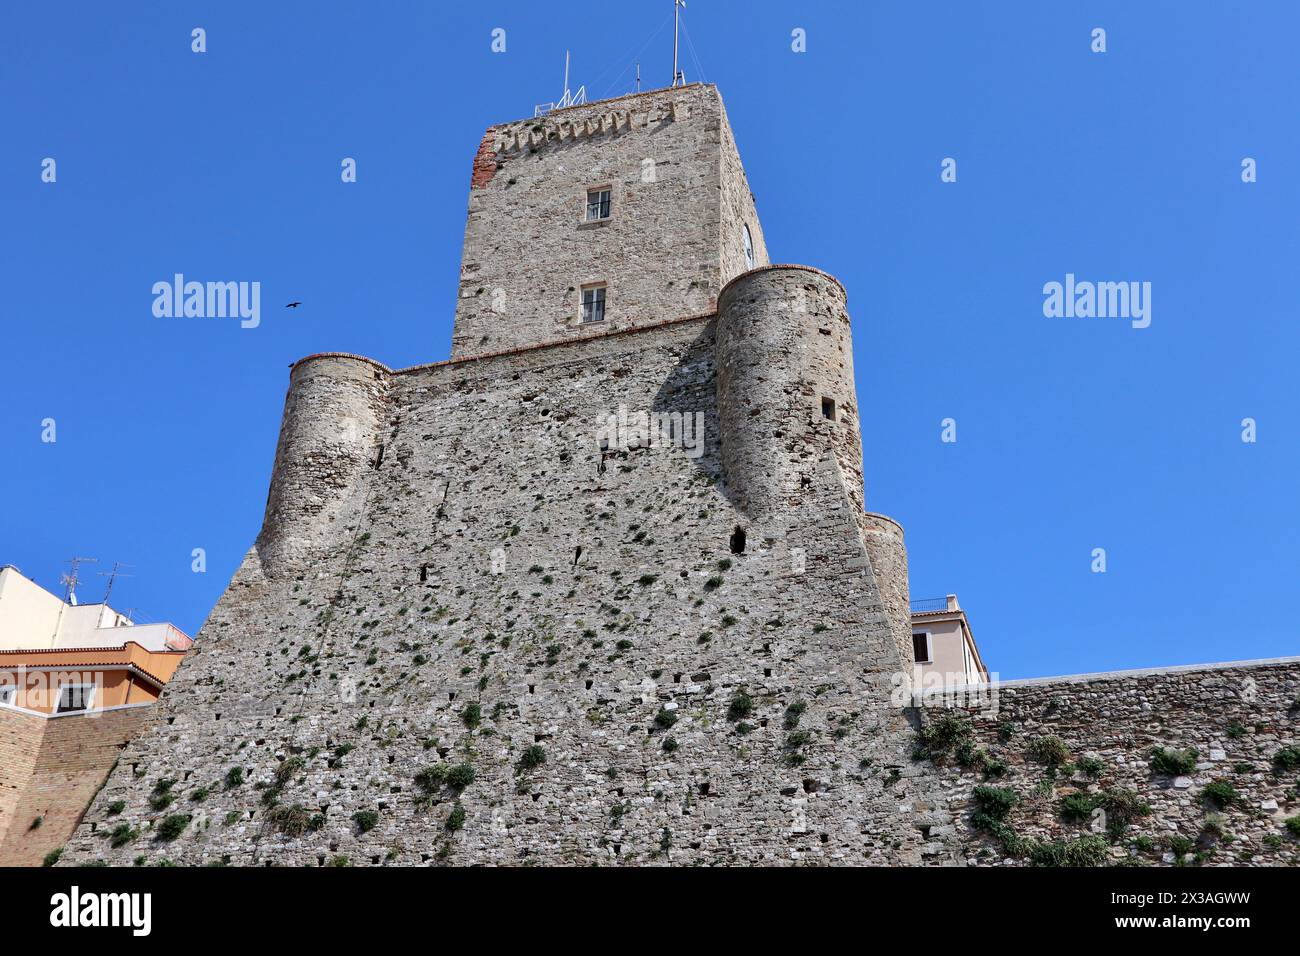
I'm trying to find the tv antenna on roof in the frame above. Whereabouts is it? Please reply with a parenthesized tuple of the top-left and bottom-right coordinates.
(60, 556, 97, 606)
(672, 0, 687, 87)
(534, 50, 587, 117)
(97, 561, 135, 604)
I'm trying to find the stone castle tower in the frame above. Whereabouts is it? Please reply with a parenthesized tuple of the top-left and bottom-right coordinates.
(60, 84, 937, 866)
(54, 82, 1300, 870)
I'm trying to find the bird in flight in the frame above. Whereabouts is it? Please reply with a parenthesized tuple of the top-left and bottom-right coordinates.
(286, 301, 302, 308)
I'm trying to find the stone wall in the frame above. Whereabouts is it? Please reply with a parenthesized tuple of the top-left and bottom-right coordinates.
(57, 292, 937, 866)
(717, 98, 769, 281)
(0, 705, 150, 867)
(256, 354, 389, 575)
(911, 659, 1300, 866)
(716, 266, 863, 521)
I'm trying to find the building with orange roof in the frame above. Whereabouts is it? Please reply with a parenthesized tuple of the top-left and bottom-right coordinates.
(0, 565, 192, 866)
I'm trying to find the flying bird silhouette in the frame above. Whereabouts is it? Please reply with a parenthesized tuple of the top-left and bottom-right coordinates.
(286, 301, 302, 308)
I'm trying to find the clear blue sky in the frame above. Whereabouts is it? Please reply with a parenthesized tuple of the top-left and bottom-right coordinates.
(2, 1, 1296, 679)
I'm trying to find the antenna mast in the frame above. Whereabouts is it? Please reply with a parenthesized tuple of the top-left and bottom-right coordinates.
(672, 0, 687, 87)
(534, 50, 587, 117)
(97, 561, 135, 605)
(61, 556, 97, 605)
(52, 555, 97, 643)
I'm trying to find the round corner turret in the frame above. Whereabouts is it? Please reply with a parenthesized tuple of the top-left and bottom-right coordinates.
(715, 265, 863, 519)
(255, 354, 391, 574)
(862, 512, 913, 671)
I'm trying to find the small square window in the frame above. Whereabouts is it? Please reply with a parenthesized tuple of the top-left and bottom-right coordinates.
(582, 285, 607, 324)
(821, 397, 836, 420)
(56, 684, 93, 714)
(912, 632, 932, 664)
(585, 188, 611, 221)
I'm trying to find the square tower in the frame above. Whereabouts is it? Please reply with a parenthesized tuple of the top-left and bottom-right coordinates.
(450, 83, 769, 358)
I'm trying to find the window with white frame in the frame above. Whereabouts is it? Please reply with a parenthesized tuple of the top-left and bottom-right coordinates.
(0, 685, 15, 707)
(56, 684, 93, 714)
(581, 284, 607, 324)
(743, 224, 755, 268)
(912, 631, 932, 664)
(585, 187, 611, 221)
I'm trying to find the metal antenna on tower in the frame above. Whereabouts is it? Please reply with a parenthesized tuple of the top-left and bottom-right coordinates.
(97, 561, 135, 604)
(636, 61, 641, 93)
(534, 49, 587, 117)
(672, 0, 687, 87)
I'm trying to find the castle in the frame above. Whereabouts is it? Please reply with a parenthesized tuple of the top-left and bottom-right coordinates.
(58, 84, 1300, 867)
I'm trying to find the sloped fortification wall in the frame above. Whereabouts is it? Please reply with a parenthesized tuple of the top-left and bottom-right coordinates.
(913, 659, 1300, 866)
(58, 310, 940, 866)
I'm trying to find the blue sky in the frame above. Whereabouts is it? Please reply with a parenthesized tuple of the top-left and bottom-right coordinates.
(2, 1, 1296, 679)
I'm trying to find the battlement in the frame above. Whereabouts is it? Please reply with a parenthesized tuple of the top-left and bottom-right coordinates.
(481, 84, 703, 162)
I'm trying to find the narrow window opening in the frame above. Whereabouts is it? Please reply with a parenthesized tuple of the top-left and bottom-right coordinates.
(419, 564, 429, 583)
(374, 443, 385, 468)
(729, 526, 746, 555)
(581, 284, 607, 324)
(56, 685, 92, 714)
(585, 188, 612, 221)
(742, 224, 755, 269)
(912, 631, 932, 664)
(573, 545, 583, 567)
(821, 397, 836, 421)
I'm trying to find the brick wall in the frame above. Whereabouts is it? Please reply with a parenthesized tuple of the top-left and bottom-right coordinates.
(0, 705, 150, 867)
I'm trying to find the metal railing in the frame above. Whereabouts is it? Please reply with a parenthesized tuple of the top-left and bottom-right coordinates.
(910, 597, 949, 613)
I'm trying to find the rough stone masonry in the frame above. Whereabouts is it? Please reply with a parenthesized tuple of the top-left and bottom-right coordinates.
(59, 84, 1299, 867)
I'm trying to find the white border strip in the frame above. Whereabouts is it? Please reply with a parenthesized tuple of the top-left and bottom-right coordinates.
(0, 701, 155, 720)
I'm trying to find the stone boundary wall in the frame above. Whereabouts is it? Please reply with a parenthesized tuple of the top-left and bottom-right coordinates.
(909, 658, 1300, 866)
